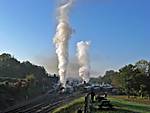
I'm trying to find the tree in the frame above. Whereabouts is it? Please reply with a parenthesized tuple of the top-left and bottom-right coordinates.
(135, 60, 149, 74)
(113, 64, 140, 97)
(102, 70, 117, 84)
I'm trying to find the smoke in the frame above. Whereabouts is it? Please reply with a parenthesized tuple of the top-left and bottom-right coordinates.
(53, 0, 74, 87)
(67, 57, 79, 78)
(77, 41, 91, 83)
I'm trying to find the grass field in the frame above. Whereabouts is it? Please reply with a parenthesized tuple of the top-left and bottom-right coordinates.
(51, 96, 150, 113)
(108, 96, 150, 113)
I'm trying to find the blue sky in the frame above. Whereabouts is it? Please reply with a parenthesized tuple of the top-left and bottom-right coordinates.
(0, 0, 149, 76)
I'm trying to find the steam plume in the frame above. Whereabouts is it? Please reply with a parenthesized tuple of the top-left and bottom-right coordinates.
(77, 41, 91, 83)
(53, 0, 73, 87)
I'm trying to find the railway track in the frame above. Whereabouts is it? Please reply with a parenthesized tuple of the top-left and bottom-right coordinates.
(3, 91, 85, 113)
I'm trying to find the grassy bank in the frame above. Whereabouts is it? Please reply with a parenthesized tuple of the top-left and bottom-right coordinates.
(52, 97, 84, 113)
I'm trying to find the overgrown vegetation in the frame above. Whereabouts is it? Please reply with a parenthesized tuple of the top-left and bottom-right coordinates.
(0, 53, 59, 110)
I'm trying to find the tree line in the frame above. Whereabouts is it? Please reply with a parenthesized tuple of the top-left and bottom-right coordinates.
(90, 60, 150, 98)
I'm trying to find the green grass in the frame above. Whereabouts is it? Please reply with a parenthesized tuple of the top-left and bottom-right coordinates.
(93, 109, 140, 113)
(111, 96, 150, 105)
(109, 97, 150, 113)
(51, 96, 150, 113)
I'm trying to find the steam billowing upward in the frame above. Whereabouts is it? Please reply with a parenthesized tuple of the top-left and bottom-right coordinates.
(53, 0, 73, 87)
(77, 41, 91, 83)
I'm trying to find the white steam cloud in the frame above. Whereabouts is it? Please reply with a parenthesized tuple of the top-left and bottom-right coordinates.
(77, 41, 91, 83)
(53, 0, 74, 87)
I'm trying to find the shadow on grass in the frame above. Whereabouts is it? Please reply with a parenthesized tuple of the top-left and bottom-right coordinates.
(112, 100, 150, 113)
(93, 107, 140, 113)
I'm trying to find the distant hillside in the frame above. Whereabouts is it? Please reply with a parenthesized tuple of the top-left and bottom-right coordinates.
(0, 53, 59, 110)
(0, 53, 47, 78)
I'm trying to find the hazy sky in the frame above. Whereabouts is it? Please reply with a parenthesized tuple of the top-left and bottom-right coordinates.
(0, 0, 149, 76)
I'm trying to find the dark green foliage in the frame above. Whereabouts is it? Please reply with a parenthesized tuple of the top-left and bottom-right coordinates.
(113, 61, 150, 97)
(102, 70, 117, 84)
